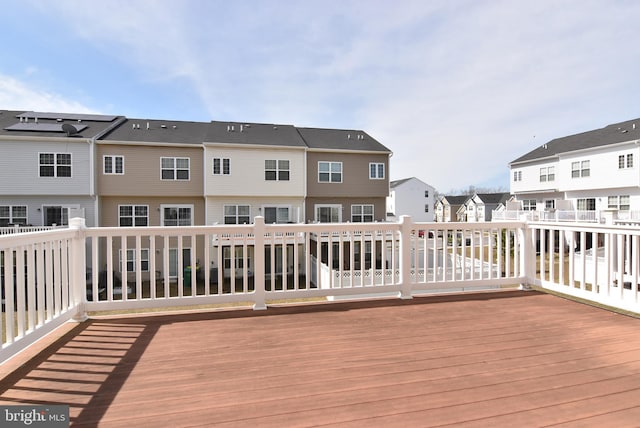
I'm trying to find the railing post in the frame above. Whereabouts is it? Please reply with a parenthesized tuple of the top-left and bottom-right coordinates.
(399, 215, 413, 300)
(252, 216, 267, 310)
(69, 217, 89, 322)
(519, 220, 535, 291)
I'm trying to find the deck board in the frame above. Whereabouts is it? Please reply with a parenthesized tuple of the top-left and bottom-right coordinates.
(1, 290, 640, 427)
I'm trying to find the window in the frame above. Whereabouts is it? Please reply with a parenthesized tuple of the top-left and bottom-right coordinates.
(540, 166, 555, 182)
(162, 206, 192, 226)
(619, 154, 634, 169)
(315, 205, 341, 223)
(522, 200, 537, 211)
(213, 158, 230, 175)
(0, 206, 27, 226)
(608, 195, 630, 210)
(119, 205, 148, 227)
(119, 249, 149, 272)
(39, 153, 71, 177)
(265, 160, 290, 181)
(513, 170, 522, 182)
(318, 161, 342, 183)
(43, 206, 69, 226)
(577, 198, 596, 211)
(354, 241, 372, 270)
(264, 206, 290, 224)
(369, 163, 384, 179)
(572, 160, 590, 178)
(224, 205, 250, 224)
(545, 200, 555, 210)
(425, 190, 429, 198)
(425, 204, 429, 213)
(161, 157, 189, 180)
(351, 205, 374, 222)
(104, 155, 124, 174)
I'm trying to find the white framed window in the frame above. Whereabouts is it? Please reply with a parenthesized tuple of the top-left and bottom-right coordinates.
(104, 155, 124, 174)
(119, 205, 149, 227)
(571, 160, 590, 178)
(577, 198, 596, 211)
(369, 163, 384, 179)
(619, 154, 634, 169)
(265, 160, 290, 181)
(513, 170, 522, 182)
(318, 161, 342, 183)
(315, 204, 341, 223)
(608, 195, 630, 210)
(39, 153, 71, 177)
(161, 157, 190, 180)
(263, 206, 290, 224)
(540, 166, 555, 182)
(119, 248, 150, 272)
(42, 206, 70, 226)
(522, 200, 537, 211)
(351, 204, 374, 222)
(213, 158, 230, 175)
(162, 205, 193, 226)
(224, 205, 250, 224)
(545, 200, 555, 210)
(0, 206, 27, 226)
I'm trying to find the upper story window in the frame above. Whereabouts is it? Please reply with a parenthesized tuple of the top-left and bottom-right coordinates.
(571, 160, 590, 178)
(119, 205, 149, 227)
(213, 158, 230, 175)
(265, 160, 290, 181)
(0, 206, 27, 226)
(39, 153, 71, 177)
(162, 205, 192, 226)
(318, 161, 342, 183)
(425, 190, 429, 198)
(161, 157, 189, 180)
(351, 204, 374, 222)
(513, 170, 522, 182)
(369, 163, 384, 179)
(104, 155, 124, 175)
(224, 205, 250, 224)
(618, 154, 633, 169)
(539, 166, 555, 182)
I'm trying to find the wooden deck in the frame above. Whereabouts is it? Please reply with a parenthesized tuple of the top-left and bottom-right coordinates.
(1, 290, 640, 427)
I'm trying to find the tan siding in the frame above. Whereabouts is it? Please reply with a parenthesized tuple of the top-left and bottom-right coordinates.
(206, 196, 305, 225)
(306, 152, 389, 198)
(100, 196, 205, 226)
(305, 197, 387, 223)
(97, 145, 203, 196)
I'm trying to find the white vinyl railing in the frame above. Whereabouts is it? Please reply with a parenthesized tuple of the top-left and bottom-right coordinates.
(4, 215, 640, 364)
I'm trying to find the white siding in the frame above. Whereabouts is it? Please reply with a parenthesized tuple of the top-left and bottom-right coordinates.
(204, 146, 305, 197)
(0, 140, 91, 195)
(206, 196, 305, 225)
(387, 178, 434, 222)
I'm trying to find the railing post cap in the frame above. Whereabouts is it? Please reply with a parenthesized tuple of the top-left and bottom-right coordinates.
(69, 217, 86, 229)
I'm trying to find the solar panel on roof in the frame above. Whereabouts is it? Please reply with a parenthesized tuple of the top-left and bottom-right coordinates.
(4, 123, 88, 133)
(17, 111, 117, 122)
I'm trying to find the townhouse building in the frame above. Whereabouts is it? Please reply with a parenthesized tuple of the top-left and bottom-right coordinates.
(434, 195, 469, 222)
(0, 110, 125, 227)
(509, 118, 640, 220)
(299, 128, 391, 223)
(459, 192, 511, 222)
(386, 177, 435, 222)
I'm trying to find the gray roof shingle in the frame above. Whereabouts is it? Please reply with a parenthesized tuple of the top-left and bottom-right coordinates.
(511, 118, 640, 165)
(206, 121, 307, 147)
(0, 110, 125, 139)
(296, 128, 391, 152)
(100, 118, 209, 144)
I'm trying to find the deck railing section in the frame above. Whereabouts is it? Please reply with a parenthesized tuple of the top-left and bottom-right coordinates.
(12, 215, 640, 364)
(529, 221, 640, 313)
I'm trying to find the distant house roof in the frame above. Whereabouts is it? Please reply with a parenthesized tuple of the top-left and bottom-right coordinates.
(100, 118, 209, 144)
(439, 195, 469, 205)
(511, 118, 640, 165)
(296, 128, 391, 153)
(206, 121, 307, 147)
(473, 192, 511, 205)
(0, 110, 125, 139)
(390, 177, 430, 189)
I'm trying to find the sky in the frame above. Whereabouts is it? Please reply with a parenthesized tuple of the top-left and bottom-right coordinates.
(2, 0, 640, 194)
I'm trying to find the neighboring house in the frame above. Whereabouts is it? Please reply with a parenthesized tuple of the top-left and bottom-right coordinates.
(386, 177, 435, 222)
(204, 121, 307, 226)
(97, 118, 209, 280)
(509, 118, 640, 220)
(0, 110, 125, 227)
(461, 192, 511, 222)
(435, 195, 469, 222)
(299, 128, 392, 223)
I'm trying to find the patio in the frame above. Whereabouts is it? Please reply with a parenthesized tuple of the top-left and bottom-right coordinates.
(1, 290, 639, 427)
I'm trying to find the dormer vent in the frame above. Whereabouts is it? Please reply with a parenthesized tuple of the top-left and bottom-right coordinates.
(161, 124, 167, 129)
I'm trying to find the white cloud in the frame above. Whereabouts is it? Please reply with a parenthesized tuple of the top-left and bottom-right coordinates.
(0, 74, 98, 114)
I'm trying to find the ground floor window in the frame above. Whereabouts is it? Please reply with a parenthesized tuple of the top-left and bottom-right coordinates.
(577, 198, 596, 211)
(162, 205, 192, 226)
(522, 200, 537, 211)
(608, 195, 630, 210)
(0, 205, 27, 226)
(315, 205, 341, 223)
(263, 206, 290, 224)
(224, 205, 251, 224)
(43, 206, 69, 226)
(119, 248, 150, 272)
(351, 204, 374, 222)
